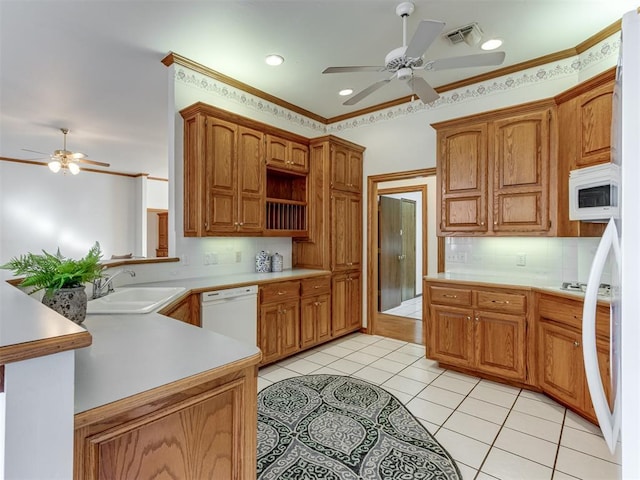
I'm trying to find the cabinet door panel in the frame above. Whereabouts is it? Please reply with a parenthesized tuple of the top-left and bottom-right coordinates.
(300, 297, 317, 348)
(331, 274, 349, 336)
(290, 141, 309, 172)
(493, 110, 550, 233)
(237, 126, 265, 232)
(579, 84, 613, 167)
(474, 311, 525, 380)
(538, 321, 584, 406)
(348, 272, 362, 330)
(316, 294, 332, 342)
(266, 135, 288, 168)
(259, 305, 281, 365)
(280, 300, 300, 357)
(95, 384, 240, 480)
(428, 306, 473, 368)
(496, 192, 541, 225)
(204, 117, 238, 233)
(331, 145, 349, 190)
(438, 125, 488, 233)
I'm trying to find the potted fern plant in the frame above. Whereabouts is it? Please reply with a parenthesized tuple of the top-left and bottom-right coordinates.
(1, 242, 103, 324)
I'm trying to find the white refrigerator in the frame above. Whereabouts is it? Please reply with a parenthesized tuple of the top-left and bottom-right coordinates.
(582, 8, 640, 479)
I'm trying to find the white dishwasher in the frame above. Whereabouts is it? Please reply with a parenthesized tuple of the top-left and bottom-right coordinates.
(201, 285, 258, 346)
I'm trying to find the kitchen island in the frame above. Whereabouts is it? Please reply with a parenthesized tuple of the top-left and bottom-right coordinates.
(74, 313, 261, 480)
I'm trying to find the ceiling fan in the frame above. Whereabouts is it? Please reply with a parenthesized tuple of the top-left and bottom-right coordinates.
(22, 128, 110, 175)
(323, 2, 506, 106)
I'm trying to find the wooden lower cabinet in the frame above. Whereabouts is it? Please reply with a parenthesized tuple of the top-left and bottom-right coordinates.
(332, 270, 362, 337)
(258, 281, 301, 365)
(158, 294, 201, 326)
(300, 276, 331, 349)
(425, 281, 530, 383)
(537, 293, 612, 423)
(74, 360, 259, 480)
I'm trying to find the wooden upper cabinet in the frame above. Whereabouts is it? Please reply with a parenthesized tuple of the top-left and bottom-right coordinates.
(266, 134, 309, 173)
(237, 126, 266, 233)
(437, 123, 488, 234)
(433, 100, 554, 236)
(577, 81, 614, 168)
(555, 70, 614, 171)
(492, 109, 551, 233)
(331, 144, 362, 193)
(203, 116, 238, 235)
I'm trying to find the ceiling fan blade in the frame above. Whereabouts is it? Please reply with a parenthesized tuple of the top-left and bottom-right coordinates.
(405, 20, 446, 59)
(428, 51, 506, 71)
(343, 78, 393, 106)
(77, 158, 110, 168)
(21, 148, 49, 156)
(408, 76, 440, 104)
(323, 66, 386, 74)
(70, 152, 87, 159)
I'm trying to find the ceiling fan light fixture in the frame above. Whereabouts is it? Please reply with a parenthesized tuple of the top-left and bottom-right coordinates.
(48, 159, 62, 173)
(67, 162, 80, 175)
(339, 88, 353, 96)
(265, 54, 284, 66)
(481, 38, 503, 51)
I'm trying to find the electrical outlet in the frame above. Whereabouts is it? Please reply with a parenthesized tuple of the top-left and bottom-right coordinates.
(210, 253, 218, 264)
(516, 253, 527, 266)
(203, 253, 210, 265)
(445, 253, 467, 263)
(235, 251, 242, 263)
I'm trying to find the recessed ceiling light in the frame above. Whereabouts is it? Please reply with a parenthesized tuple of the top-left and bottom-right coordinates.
(481, 39, 503, 51)
(265, 54, 284, 66)
(339, 88, 353, 96)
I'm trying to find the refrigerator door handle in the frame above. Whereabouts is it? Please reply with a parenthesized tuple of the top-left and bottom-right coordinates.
(582, 218, 621, 454)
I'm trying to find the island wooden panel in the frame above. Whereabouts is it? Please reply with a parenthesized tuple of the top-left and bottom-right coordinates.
(75, 358, 260, 480)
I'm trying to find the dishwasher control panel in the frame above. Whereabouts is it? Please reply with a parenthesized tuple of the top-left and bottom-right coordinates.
(201, 285, 258, 302)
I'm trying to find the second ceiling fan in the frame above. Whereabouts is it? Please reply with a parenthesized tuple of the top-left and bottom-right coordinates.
(323, 2, 506, 106)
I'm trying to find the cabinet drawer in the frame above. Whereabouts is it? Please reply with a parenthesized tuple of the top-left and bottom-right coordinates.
(476, 290, 527, 314)
(429, 286, 472, 307)
(301, 276, 331, 297)
(538, 294, 610, 338)
(261, 281, 300, 303)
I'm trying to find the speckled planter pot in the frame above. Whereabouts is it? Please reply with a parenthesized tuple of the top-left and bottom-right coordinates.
(42, 286, 88, 325)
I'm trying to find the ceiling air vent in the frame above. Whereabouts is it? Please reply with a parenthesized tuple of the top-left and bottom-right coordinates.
(445, 22, 483, 46)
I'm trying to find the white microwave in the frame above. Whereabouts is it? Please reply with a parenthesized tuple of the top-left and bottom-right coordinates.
(569, 163, 620, 221)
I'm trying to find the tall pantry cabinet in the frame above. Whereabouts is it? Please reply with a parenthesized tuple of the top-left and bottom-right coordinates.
(293, 136, 365, 337)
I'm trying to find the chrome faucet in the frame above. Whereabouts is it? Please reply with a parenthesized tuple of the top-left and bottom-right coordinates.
(92, 269, 136, 299)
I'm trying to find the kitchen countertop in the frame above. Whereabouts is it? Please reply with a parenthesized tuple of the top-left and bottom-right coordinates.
(424, 272, 612, 303)
(0, 276, 91, 364)
(75, 313, 260, 414)
(135, 268, 331, 293)
(75, 268, 327, 414)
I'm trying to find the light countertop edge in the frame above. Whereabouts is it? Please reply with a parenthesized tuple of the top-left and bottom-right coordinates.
(0, 279, 91, 364)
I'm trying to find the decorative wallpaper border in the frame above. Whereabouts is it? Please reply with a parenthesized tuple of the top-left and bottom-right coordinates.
(173, 33, 620, 134)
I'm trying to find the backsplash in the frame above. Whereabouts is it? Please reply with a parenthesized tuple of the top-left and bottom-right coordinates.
(103, 237, 293, 286)
(445, 236, 612, 286)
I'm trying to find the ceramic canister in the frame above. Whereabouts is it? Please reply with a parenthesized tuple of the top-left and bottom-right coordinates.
(271, 252, 283, 272)
(255, 251, 271, 273)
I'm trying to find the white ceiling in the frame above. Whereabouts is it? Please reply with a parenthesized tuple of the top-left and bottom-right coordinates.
(0, 1, 636, 178)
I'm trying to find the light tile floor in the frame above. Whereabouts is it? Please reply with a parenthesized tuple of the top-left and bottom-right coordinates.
(258, 332, 621, 480)
(382, 295, 422, 319)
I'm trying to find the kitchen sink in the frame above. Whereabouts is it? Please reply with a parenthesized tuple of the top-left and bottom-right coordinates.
(87, 287, 186, 314)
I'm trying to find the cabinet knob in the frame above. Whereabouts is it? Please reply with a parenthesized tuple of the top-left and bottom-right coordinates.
(466, 316, 471, 321)
(494, 221, 498, 225)
(234, 222, 239, 226)
(277, 291, 285, 295)
(475, 317, 479, 322)
(314, 285, 320, 289)
(574, 341, 580, 347)
(480, 222, 485, 226)
(282, 309, 287, 313)
(239, 222, 244, 226)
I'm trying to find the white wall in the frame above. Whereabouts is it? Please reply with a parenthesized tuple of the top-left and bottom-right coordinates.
(0, 161, 137, 263)
(147, 178, 169, 210)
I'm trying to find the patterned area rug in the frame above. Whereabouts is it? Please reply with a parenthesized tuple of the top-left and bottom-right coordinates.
(257, 374, 461, 480)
